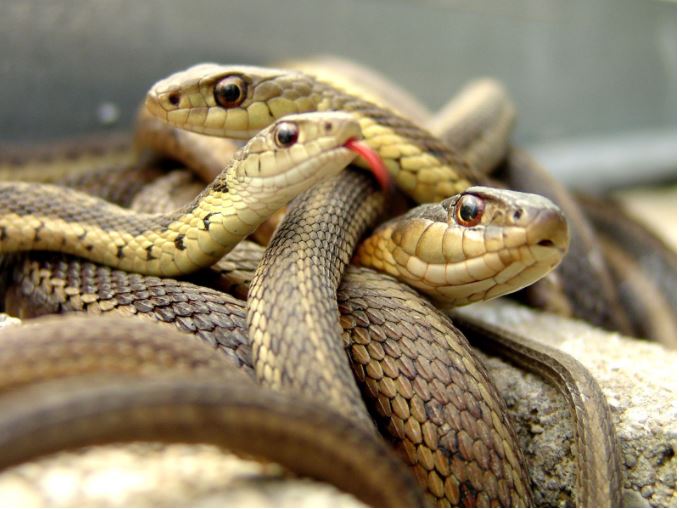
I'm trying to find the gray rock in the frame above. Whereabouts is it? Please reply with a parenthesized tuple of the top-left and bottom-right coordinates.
(463, 300, 676, 508)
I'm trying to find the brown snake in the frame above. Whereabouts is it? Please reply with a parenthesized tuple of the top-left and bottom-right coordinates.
(3, 168, 617, 506)
(3, 250, 533, 506)
(0, 316, 422, 507)
(144, 63, 626, 506)
(0, 62, 633, 507)
(3, 167, 538, 505)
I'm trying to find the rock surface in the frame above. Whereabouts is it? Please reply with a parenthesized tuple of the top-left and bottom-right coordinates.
(464, 300, 676, 508)
(0, 443, 363, 507)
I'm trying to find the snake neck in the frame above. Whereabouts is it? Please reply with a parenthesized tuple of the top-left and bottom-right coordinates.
(311, 81, 479, 203)
(0, 170, 279, 277)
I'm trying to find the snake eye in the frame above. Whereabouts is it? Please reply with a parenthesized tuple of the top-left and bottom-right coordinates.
(455, 194, 485, 227)
(214, 75, 247, 108)
(168, 92, 181, 106)
(273, 122, 299, 147)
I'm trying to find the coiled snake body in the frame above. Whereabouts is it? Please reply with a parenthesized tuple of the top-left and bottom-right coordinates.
(0, 61, 629, 507)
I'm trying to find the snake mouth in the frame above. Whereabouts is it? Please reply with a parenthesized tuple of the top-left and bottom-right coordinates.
(343, 139, 392, 192)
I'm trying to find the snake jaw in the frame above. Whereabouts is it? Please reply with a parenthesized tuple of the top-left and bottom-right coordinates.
(357, 187, 570, 306)
(145, 64, 308, 139)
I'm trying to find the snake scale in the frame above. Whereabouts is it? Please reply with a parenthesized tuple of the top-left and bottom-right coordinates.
(3, 169, 536, 506)
(0, 59, 640, 507)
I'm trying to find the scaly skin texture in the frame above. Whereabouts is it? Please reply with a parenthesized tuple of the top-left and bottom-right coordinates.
(0, 113, 361, 276)
(248, 170, 384, 433)
(338, 268, 532, 506)
(145, 63, 491, 202)
(0, 313, 423, 508)
(4, 251, 533, 507)
(4, 253, 254, 375)
(357, 186, 568, 305)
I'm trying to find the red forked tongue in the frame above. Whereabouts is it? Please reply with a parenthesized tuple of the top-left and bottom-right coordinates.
(344, 139, 393, 193)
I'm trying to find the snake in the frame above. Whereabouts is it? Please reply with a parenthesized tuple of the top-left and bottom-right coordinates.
(0, 60, 628, 504)
(144, 63, 640, 336)
(141, 62, 629, 507)
(144, 63, 487, 204)
(0, 111, 366, 275)
(0, 163, 560, 505)
(0, 315, 423, 507)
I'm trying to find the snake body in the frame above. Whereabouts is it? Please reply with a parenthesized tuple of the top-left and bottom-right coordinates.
(125, 165, 538, 504)
(248, 169, 383, 432)
(145, 63, 486, 203)
(0, 112, 361, 275)
(0, 61, 636, 507)
(0, 316, 422, 507)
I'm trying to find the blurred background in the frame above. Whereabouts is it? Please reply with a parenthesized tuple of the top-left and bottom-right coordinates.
(0, 0, 676, 231)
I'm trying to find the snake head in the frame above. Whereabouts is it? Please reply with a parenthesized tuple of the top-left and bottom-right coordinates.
(356, 186, 569, 306)
(222, 112, 362, 203)
(145, 63, 317, 138)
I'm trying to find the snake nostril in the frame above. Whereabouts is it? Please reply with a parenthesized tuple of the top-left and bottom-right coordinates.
(324, 121, 333, 132)
(537, 239, 555, 247)
(168, 92, 181, 107)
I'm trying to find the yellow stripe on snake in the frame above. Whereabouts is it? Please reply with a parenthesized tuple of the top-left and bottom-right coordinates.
(0, 112, 361, 275)
(0, 62, 629, 507)
(145, 63, 484, 203)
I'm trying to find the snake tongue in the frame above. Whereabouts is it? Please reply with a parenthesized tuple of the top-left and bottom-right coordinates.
(344, 139, 392, 192)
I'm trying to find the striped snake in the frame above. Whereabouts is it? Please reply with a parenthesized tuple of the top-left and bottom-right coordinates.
(0, 61, 629, 506)
(0, 112, 364, 275)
